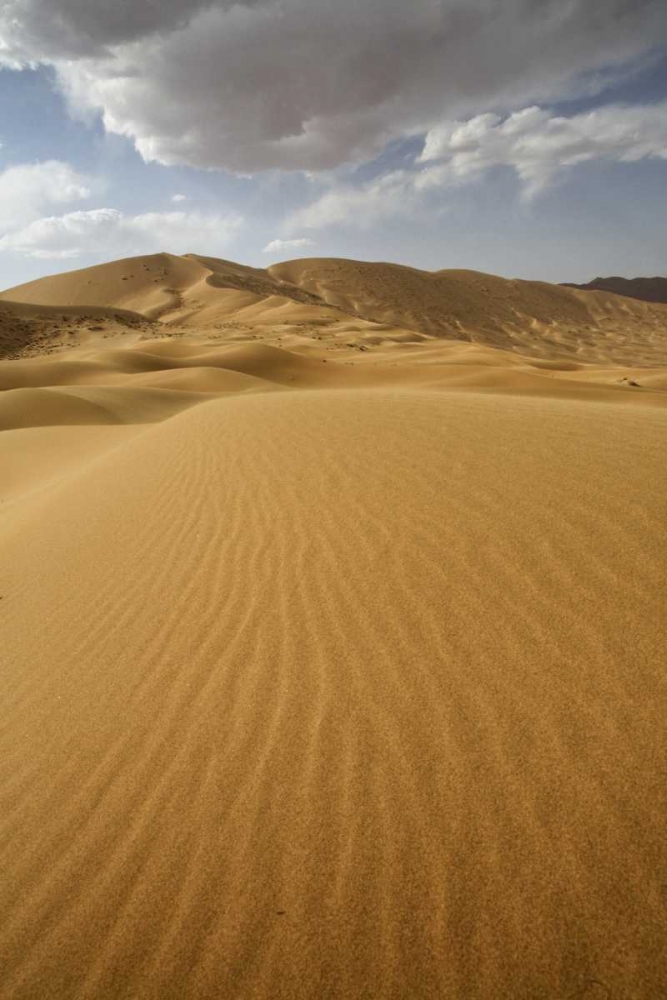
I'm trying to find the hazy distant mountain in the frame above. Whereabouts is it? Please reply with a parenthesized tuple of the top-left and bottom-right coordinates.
(563, 276, 667, 304)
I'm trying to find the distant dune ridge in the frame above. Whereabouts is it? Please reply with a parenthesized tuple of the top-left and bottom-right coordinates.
(1, 253, 666, 999)
(3, 252, 667, 366)
(563, 274, 667, 304)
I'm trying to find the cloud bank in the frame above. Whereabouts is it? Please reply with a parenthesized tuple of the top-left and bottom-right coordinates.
(419, 103, 667, 195)
(290, 102, 667, 229)
(1, 0, 665, 171)
(0, 160, 91, 231)
(0, 206, 243, 259)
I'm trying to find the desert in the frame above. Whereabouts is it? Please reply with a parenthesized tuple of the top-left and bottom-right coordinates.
(0, 252, 666, 998)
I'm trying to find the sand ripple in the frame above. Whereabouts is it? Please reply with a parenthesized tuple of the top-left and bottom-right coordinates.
(1, 388, 666, 998)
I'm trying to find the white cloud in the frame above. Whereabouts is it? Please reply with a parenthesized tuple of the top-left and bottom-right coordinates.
(262, 238, 315, 254)
(289, 172, 417, 231)
(418, 102, 667, 195)
(0, 1, 665, 171)
(0, 207, 243, 259)
(291, 102, 667, 228)
(0, 160, 91, 230)
(171, 193, 187, 202)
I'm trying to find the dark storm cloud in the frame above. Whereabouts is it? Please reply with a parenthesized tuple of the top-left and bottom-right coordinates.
(1, 0, 666, 171)
(0, 0, 218, 56)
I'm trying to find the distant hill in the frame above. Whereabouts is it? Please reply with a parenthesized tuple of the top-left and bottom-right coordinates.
(3, 252, 667, 365)
(563, 276, 667, 304)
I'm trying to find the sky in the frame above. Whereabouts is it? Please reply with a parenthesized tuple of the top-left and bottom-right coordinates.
(0, 0, 666, 289)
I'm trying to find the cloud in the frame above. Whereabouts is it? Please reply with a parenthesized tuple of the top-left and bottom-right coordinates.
(288, 172, 416, 231)
(171, 194, 188, 202)
(262, 237, 315, 254)
(418, 102, 667, 195)
(1, 1, 665, 171)
(0, 207, 243, 259)
(0, 160, 91, 230)
(0, 0, 222, 61)
(291, 102, 667, 227)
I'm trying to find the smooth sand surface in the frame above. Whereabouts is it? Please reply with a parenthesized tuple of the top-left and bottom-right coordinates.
(1, 255, 667, 999)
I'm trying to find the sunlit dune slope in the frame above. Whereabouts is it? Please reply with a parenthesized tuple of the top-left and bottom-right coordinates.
(1, 388, 666, 1000)
(0, 252, 338, 328)
(0, 253, 205, 320)
(1, 333, 666, 434)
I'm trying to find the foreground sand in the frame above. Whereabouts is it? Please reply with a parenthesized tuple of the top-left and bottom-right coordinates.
(1, 257, 666, 999)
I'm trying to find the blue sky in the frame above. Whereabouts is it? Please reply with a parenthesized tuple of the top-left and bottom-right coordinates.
(0, 1, 666, 289)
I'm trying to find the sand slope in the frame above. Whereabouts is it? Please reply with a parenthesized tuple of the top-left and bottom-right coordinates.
(1, 389, 666, 1000)
(1, 334, 666, 434)
(0, 254, 205, 320)
(1, 254, 667, 999)
(0, 253, 339, 333)
(269, 258, 667, 364)
(0, 299, 150, 361)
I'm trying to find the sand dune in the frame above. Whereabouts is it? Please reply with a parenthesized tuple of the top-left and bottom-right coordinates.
(0, 384, 219, 431)
(5, 252, 667, 367)
(270, 258, 667, 364)
(1, 335, 665, 434)
(0, 253, 205, 320)
(1, 253, 666, 999)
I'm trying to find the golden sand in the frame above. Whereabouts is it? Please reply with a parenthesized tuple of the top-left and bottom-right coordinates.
(1, 255, 666, 999)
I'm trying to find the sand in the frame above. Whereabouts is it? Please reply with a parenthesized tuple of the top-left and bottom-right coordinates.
(1, 254, 666, 999)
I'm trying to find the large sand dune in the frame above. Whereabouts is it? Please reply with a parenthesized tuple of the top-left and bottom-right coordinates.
(1, 254, 666, 999)
(4, 252, 667, 366)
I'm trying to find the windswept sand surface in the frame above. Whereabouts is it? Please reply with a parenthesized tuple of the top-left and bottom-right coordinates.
(1, 255, 667, 999)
